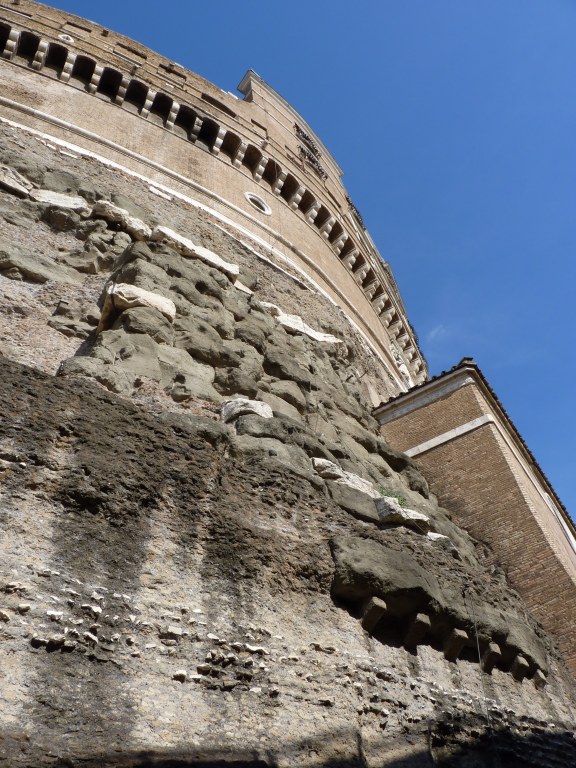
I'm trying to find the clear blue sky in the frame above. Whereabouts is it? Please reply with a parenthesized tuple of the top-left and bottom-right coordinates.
(48, 1, 576, 517)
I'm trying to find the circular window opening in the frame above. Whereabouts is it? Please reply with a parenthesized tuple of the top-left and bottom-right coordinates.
(245, 192, 271, 216)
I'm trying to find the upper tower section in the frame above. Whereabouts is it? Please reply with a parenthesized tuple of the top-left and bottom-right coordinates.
(0, 0, 427, 393)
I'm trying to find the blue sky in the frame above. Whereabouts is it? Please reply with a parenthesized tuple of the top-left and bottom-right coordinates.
(48, 1, 576, 516)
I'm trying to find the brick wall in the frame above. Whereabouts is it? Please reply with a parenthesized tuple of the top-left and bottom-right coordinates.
(377, 369, 576, 675)
(381, 383, 485, 452)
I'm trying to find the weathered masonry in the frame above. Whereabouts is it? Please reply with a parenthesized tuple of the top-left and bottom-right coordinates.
(1, 3, 576, 766)
(374, 359, 576, 675)
(0, 0, 426, 394)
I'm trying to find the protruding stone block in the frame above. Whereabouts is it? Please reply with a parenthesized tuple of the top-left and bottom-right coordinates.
(98, 283, 176, 333)
(481, 642, 501, 673)
(444, 628, 468, 662)
(404, 613, 431, 648)
(319, 216, 336, 238)
(271, 171, 287, 194)
(91, 200, 151, 240)
(354, 264, 370, 282)
(59, 51, 76, 83)
(140, 89, 156, 118)
(312, 458, 345, 480)
(31, 40, 48, 71)
(326, 481, 380, 525)
(288, 185, 306, 210)
(0, 165, 33, 197)
(87, 64, 104, 94)
(312, 459, 379, 499)
(253, 157, 268, 182)
(332, 232, 347, 254)
(232, 141, 247, 167)
(363, 279, 379, 299)
(305, 201, 321, 223)
(375, 496, 432, 533)
(150, 226, 239, 279)
(221, 398, 273, 424)
(341, 250, 358, 269)
(2, 29, 19, 60)
(533, 668, 547, 689)
(510, 654, 530, 682)
(361, 597, 387, 634)
(30, 189, 90, 213)
(211, 126, 227, 154)
(258, 303, 344, 347)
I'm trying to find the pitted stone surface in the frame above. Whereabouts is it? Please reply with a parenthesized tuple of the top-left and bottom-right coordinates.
(0, 119, 574, 768)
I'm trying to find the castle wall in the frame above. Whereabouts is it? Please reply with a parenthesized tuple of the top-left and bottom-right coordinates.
(0, 3, 575, 766)
(0, 0, 426, 392)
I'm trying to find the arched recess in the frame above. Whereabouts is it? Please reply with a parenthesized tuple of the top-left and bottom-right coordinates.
(15, 31, 40, 65)
(44, 43, 68, 76)
(123, 79, 148, 114)
(298, 190, 316, 215)
(313, 205, 331, 230)
(279, 174, 299, 203)
(262, 158, 282, 188)
(0, 23, 12, 56)
(196, 117, 220, 151)
(69, 55, 96, 88)
(242, 145, 262, 174)
(148, 92, 173, 126)
(220, 131, 242, 161)
(173, 104, 198, 140)
(96, 67, 122, 101)
(328, 221, 344, 244)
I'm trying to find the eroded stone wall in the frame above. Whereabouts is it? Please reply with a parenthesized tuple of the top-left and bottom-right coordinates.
(1, 121, 576, 767)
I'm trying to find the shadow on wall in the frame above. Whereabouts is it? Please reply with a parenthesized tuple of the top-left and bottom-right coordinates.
(43, 723, 576, 768)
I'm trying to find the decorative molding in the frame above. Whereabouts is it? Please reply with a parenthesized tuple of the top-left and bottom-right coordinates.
(405, 415, 494, 457)
(374, 372, 475, 425)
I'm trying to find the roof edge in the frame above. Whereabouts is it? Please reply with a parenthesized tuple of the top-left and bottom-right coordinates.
(374, 358, 576, 538)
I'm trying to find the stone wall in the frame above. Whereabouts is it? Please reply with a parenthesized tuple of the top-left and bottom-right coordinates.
(1, 120, 576, 767)
(0, 0, 426, 388)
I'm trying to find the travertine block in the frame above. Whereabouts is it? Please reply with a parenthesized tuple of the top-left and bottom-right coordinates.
(444, 628, 469, 662)
(481, 642, 501, 673)
(361, 597, 387, 634)
(405, 613, 431, 647)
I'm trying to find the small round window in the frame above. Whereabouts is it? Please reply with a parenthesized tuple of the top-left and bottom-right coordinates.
(245, 192, 271, 215)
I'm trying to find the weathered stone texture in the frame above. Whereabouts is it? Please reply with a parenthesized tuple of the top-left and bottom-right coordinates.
(0, 109, 575, 768)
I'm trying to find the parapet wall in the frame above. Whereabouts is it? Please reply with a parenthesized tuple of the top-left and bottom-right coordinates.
(0, 0, 426, 394)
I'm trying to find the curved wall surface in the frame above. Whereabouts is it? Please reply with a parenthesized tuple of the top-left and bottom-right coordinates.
(0, 0, 426, 394)
(3, 4, 576, 767)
